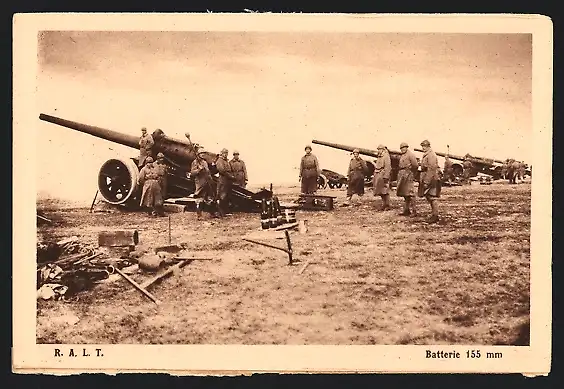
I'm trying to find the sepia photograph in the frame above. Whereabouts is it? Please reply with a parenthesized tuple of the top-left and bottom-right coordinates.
(13, 13, 552, 374)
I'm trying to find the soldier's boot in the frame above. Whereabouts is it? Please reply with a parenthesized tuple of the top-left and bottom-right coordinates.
(428, 199, 439, 223)
(409, 198, 418, 217)
(399, 198, 410, 216)
(196, 202, 203, 220)
(217, 200, 226, 218)
(381, 194, 391, 211)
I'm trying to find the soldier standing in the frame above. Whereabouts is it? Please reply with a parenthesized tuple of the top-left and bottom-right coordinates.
(501, 159, 510, 180)
(372, 144, 392, 211)
(396, 142, 419, 216)
(299, 145, 321, 195)
(138, 127, 155, 168)
(138, 157, 164, 216)
(344, 149, 368, 206)
(216, 148, 236, 217)
(518, 161, 526, 182)
(462, 155, 473, 185)
(418, 140, 441, 223)
(230, 150, 248, 188)
(512, 159, 522, 184)
(190, 149, 215, 219)
(154, 152, 168, 198)
(443, 156, 454, 184)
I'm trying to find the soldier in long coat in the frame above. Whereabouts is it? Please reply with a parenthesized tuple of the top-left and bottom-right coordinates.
(462, 156, 473, 185)
(230, 150, 248, 188)
(190, 151, 215, 219)
(216, 148, 236, 217)
(344, 149, 368, 205)
(417, 139, 441, 223)
(154, 152, 168, 198)
(138, 127, 155, 168)
(138, 157, 164, 216)
(512, 159, 522, 184)
(372, 144, 392, 210)
(396, 142, 419, 216)
(299, 145, 321, 194)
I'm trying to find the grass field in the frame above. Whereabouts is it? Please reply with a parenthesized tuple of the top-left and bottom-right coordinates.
(36, 181, 530, 345)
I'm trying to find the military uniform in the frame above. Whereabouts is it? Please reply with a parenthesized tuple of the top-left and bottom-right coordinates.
(216, 151, 236, 216)
(138, 130, 155, 167)
(300, 148, 320, 194)
(230, 155, 248, 188)
(372, 145, 392, 210)
(347, 155, 368, 198)
(190, 157, 215, 218)
(138, 158, 164, 216)
(397, 143, 419, 216)
(418, 140, 441, 223)
(511, 160, 521, 184)
(154, 153, 168, 198)
(462, 158, 473, 184)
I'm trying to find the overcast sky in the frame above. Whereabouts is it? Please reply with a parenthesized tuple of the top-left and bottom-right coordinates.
(36, 31, 532, 204)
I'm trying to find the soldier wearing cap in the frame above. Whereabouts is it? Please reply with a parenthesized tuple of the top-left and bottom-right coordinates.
(230, 150, 248, 188)
(299, 145, 321, 195)
(190, 148, 215, 219)
(154, 152, 168, 198)
(418, 139, 441, 223)
(511, 159, 522, 184)
(215, 148, 236, 217)
(344, 148, 368, 205)
(462, 154, 473, 185)
(137, 156, 164, 216)
(372, 144, 392, 211)
(138, 127, 155, 168)
(396, 142, 419, 216)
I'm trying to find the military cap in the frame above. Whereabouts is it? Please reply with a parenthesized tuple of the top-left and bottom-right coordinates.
(377, 144, 385, 150)
(305, 145, 312, 151)
(157, 152, 165, 159)
(400, 142, 409, 148)
(141, 127, 147, 132)
(145, 156, 154, 163)
(352, 148, 360, 153)
(221, 148, 229, 154)
(233, 150, 240, 155)
(420, 140, 431, 147)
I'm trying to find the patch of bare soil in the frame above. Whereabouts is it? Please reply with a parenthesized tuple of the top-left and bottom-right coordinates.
(36, 182, 530, 345)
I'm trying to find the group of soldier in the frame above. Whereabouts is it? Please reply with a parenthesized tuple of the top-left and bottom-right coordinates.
(136, 127, 248, 218)
(501, 159, 528, 184)
(300, 140, 442, 223)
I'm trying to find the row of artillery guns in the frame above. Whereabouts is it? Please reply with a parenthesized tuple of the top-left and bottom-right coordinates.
(39, 114, 273, 212)
(312, 140, 531, 188)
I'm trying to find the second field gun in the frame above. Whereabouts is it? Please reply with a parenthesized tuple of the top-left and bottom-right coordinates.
(311, 139, 420, 184)
(39, 113, 273, 212)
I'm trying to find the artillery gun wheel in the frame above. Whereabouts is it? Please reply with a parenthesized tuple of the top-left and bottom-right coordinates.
(452, 164, 464, 178)
(97, 158, 140, 205)
(328, 182, 335, 189)
(317, 174, 328, 190)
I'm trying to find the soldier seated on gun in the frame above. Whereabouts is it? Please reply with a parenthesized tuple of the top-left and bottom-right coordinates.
(138, 157, 165, 217)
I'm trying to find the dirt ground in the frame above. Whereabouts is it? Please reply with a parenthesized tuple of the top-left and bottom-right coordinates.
(36, 181, 530, 345)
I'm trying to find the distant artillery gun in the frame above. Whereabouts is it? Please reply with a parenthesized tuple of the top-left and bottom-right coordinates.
(412, 148, 531, 180)
(39, 114, 272, 212)
(311, 139, 420, 184)
(317, 169, 348, 189)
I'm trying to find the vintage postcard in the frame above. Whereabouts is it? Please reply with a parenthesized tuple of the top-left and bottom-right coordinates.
(13, 13, 552, 375)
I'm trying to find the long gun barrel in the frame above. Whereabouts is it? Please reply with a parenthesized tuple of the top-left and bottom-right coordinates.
(311, 140, 401, 158)
(39, 113, 215, 166)
(413, 147, 505, 166)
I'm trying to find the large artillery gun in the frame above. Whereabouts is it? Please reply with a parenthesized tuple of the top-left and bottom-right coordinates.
(413, 147, 506, 179)
(39, 114, 272, 212)
(311, 139, 420, 183)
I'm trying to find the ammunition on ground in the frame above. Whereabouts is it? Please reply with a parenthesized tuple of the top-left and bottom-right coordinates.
(274, 196, 284, 226)
(269, 200, 278, 228)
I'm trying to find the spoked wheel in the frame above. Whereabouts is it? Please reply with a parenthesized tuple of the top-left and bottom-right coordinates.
(317, 174, 328, 190)
(97, 158, 140, 205)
